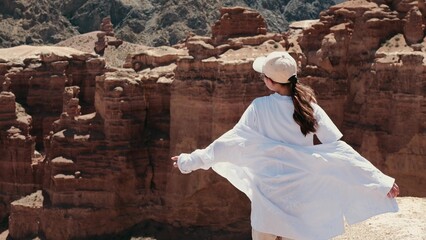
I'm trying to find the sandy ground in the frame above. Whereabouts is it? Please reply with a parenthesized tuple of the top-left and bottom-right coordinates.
(1, 197, 425, 240)
(333, 197, 426, 240)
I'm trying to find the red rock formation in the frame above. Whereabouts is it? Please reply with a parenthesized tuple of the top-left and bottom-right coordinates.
(285, 0, 426, 196)
(1, 2, 426, 239)
(10, 70, 146, 239)
(95, 17, 123, 55)
(107, 39, 124, 48)
(123, 47, 188, 71)
(4, 19, 270, 237)
(7, 66, 178, 239)
(94, 32, 107, 55)
(0, 46, 105, 235)
(403, 6, 425, 44)
(100, 17, 114, 37)
(211, 7, 268, 45)
(0, 46, 105, 149)
(0, 90, 41, 224)
(62, 86, 81, 118)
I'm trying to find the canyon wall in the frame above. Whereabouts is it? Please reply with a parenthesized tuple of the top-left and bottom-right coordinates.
(0, 90, 40, 224)
(0, 1, 424, 239)
(290, 0, 426, 196)
(0, 46, 105, 229)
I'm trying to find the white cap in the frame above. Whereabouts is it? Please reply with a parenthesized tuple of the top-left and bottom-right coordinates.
(252, 51, 297, 83)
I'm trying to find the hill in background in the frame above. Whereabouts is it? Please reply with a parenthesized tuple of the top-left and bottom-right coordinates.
(0, 0, 343, 48)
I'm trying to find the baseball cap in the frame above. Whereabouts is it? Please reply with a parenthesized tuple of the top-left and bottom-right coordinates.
(252, 51, 297, 83)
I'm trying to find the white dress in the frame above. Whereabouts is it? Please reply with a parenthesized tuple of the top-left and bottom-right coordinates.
(177, 93, 398, 240)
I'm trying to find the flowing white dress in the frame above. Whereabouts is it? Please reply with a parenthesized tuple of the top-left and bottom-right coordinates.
(177, 93, 398, 240)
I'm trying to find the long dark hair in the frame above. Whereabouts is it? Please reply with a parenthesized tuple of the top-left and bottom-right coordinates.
(288, 76, 318, 136)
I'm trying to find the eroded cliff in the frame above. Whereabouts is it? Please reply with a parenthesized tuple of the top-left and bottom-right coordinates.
(0, 1, 425, 239)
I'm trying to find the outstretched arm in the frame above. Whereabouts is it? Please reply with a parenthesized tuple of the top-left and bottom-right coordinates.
(170, 145, 216, 174)
(171, 101, 258, 174)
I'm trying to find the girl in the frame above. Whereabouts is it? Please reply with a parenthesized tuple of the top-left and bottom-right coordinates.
(171, 51, 399, 240)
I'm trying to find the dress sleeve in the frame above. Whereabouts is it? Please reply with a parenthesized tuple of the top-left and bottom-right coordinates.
(177, 102, 257, 174)
(176, 128, 243, 174)
(236, 101, 258, 130)
(177, 148, 213, 174)
(313, 104, 343, 143)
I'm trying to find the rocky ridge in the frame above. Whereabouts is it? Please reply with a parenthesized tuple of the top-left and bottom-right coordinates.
(0, 0, 341, 48)
(0, 0, 425, 239)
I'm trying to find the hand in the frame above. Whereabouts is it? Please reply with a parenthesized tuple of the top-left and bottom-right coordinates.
(171, 156, 179, 168)
(387, 183, 400, 198)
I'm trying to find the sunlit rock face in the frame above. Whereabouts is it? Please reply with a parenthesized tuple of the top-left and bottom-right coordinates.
(0, 46, 104, 233)
(0, 91, 39, 224)
(286, 0, 426, 197)
(1, 1, 425, 239)
(0, 46, 105, 150)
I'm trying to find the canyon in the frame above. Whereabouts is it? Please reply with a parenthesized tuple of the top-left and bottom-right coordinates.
(0, 0, 425, 239)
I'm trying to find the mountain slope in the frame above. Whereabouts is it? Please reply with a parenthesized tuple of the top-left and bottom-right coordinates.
(0, 0, 342, 47)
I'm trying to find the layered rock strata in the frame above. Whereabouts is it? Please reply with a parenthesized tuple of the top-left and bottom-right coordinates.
(211, 7, 267, 45)
(0, 90, 40, 225)
(286, 0, 426, 196)
(10, 70, 152, 239)
(0, 46, 106, 237)
(0, 46, 105, 149)
(1, 2, 425, 239)
(6, 61, 177, 239)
